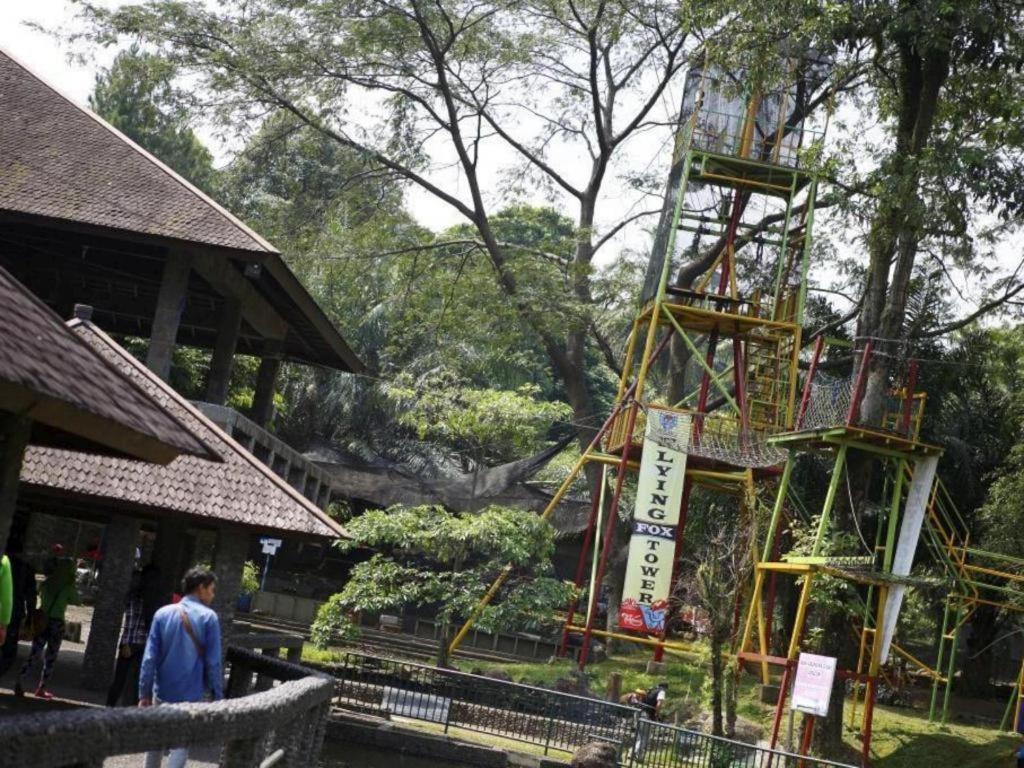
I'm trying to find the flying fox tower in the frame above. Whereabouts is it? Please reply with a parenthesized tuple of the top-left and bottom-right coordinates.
(449, 53, 829, 665)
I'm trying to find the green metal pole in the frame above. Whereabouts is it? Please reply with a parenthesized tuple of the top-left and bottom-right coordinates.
(811, 443, 848, 556)
(942, 602, 962, 725)
(770, 177, 797, 312)
(661, 306, 741, 415)
(795, 178, 818, 325)
(761, 454, 796, 562)
(1000, 682, 1017, 732)
(882, 459, 906, 573)
(929, 598, 951, 722)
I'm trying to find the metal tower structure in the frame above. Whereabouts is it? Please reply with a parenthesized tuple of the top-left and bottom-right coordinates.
(449, 56, 828, 665)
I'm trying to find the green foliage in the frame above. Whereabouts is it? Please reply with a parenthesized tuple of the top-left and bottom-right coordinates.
(311, 594, 361, 650)
(89, 46, 217, 193)
(311, 505, 573, 648)
(384, 370, 571, 464)
(240, 561, 260, 596)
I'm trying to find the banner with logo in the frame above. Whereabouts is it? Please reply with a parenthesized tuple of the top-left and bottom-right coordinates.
(619, 408, 691, 634)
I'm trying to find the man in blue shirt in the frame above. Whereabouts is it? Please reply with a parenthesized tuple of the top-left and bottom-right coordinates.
(139, 567, 223, 768)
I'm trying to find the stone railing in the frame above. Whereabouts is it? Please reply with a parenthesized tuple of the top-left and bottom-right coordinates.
(0, 647, 333, 768)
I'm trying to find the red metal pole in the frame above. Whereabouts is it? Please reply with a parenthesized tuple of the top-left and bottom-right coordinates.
(797, 335, 825, 429)
(900, 359, 918, 435)
(577, 332, 675, 669)
(653, 477, 694, 662)
(798, 714, 815, 768)
(693, 328, 720, 442)
(846, 341, 873, 427)
(558, 472, 604, 657)
(764, 509, 787, 653)
(732, 336, 749, 437)
(767, 662, 794, 768)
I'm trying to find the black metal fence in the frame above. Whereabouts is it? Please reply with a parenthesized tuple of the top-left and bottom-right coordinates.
(628, 720, 856, 768)
(333, 651, 640, 754)
(331, 652, 856, 768)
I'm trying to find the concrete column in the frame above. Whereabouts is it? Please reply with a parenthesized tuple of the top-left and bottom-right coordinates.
(0, 413, 31, 555)
(152, 518, 188, 601)
(251, 339, 284, 428)
(146, 251, 192, 381)
(204, 297, 242, 405)
(81, 516, 140, 690)
(213, 525, 249, 650)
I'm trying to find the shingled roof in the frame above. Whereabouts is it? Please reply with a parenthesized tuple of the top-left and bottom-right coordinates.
(19, 320, 347, 540)
(0, 48, 364, 373)
(0, 50, 273, 254)
(0, 264, 213, 464)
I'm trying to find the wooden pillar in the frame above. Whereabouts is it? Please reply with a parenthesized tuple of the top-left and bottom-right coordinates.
(213, 525, 249, 651)
(81, 516, 140, 690)
(204, 297, 243, 405)
(0, 413, 31, 556)
(251, 339, 284, 428)
(146, 252, 192, 381)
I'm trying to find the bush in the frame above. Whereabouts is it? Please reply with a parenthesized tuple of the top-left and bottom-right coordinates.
(311, 594, 361, 650)
(241, 560, 260, 596)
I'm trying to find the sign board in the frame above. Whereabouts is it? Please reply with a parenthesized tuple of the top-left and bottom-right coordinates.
(260, 537, 283, 555)
(791, 653, 837, 718)
(382, 686, 451, 724)
(618, 408, 691, 634)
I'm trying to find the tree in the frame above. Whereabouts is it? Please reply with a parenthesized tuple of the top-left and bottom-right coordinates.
(310, 504, 574, 665)
(75, 0, 697, 460)
(689, 509, 750, 738)
(89, 46, 217, 193)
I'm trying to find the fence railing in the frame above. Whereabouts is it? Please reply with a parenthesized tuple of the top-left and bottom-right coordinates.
(0, 646, 334, 768)
(331, 652, 856, 768)
(332, 651, 640, 754)
(628, 720, 857, 768)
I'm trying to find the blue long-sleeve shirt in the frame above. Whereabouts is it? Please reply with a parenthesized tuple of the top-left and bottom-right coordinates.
(139, 595, 223, 703)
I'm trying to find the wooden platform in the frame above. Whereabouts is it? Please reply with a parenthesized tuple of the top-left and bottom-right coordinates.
(768, 425, 944, 458)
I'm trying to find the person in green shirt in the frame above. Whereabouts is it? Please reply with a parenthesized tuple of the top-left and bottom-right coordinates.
(0, 554, 13, 645)
(15, 556, 78, 700)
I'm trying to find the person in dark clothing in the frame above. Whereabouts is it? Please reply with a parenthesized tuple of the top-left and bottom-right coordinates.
(1016, 740, 1024, 768)
(106, 565, 162, 707)
(0, 541, 36, 677)
(632, 682, 668, 759)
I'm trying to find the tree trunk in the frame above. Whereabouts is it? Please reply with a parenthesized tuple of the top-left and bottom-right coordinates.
(960, 607, 998, 697)
(710, 632, 724, 736)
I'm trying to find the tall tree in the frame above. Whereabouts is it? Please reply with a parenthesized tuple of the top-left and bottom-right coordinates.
(75, 0, 697, 458)
(89, 46, 217, 193)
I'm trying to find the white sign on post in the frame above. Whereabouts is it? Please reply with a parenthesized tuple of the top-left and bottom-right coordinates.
(260, 537, 282, 555)
(791, 652, 838, 718)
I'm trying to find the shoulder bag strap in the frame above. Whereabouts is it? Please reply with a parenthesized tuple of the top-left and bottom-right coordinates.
(178, 606, 206, 658)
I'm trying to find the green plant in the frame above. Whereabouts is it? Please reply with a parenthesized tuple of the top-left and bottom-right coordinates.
(240, 560, 260, 596)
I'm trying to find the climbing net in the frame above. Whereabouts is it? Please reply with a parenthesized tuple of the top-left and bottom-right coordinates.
(645, 408, 787, 469)
(798, 372, 855, 431)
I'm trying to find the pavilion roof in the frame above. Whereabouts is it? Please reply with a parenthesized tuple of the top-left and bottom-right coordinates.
(20, 320, 348, 539)
(0, 264, 214, 465)
(0, 48, 364, 373)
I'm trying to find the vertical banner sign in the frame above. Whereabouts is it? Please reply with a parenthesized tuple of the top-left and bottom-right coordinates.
(791, 653, 838, 717)
(619, 408, 691, 634)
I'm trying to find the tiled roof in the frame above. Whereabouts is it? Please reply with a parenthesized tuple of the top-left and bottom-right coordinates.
(0, 264, 213, 463)
(0, 49, 275, 255)
(20, 320, 347, 539)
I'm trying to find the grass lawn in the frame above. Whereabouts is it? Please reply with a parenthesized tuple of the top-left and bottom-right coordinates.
(305, 640, 1019, 766)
